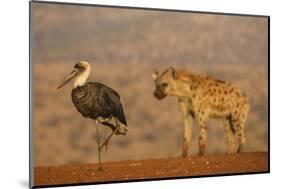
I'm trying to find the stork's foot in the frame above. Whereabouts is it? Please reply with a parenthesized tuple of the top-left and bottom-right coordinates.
(105, 144, 108, 152)
(99, 140, 109, 151)
(105, 139, 109, 151)
(96, 166, 103, 171)
(99, 139, 109, 152)
(99, 128, 119, 151)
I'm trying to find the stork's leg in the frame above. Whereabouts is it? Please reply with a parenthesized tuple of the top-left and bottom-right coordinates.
(99, 127, 119, 151)
(94, 122, 103, 171)
(99, 118, 119, 151)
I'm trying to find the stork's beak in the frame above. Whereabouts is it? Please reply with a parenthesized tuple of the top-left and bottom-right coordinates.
(57, 69, 80, 89)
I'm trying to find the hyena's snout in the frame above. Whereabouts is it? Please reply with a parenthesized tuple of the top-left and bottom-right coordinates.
(153, 88, 167, 100)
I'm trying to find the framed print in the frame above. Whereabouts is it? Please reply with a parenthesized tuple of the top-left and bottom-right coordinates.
(29, 1, 269, 188)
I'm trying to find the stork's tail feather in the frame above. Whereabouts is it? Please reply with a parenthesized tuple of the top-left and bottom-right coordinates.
(115, 122, 128, 135)
(101, 120, 127, 135)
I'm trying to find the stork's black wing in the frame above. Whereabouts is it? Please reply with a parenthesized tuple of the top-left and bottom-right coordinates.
(92, 82, 127, 126)
(103, 87, 127, 126)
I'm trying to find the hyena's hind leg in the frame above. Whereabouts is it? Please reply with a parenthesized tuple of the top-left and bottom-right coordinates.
(232, 104, 249, 153)
(233, 121, 246, 153)
(223, 117, 236, 154)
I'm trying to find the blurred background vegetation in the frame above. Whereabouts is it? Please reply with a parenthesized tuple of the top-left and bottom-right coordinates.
(32, 2, 268, 166)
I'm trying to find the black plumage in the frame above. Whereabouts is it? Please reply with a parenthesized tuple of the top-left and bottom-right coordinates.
(71, 82, 127, 134)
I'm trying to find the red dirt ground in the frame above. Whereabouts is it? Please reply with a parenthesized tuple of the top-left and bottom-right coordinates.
(34, 152, 268, 187)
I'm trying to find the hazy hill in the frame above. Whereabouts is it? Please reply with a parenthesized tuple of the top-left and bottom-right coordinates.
(32, 3, 268, 65)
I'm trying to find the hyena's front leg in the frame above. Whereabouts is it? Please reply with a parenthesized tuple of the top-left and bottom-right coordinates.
(178, 99, 194, 157)
(182, 113, 194, 157)
(197, 111, 208, 156)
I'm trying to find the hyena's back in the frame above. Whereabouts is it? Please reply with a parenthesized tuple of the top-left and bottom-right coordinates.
(179, 69, 249, 121)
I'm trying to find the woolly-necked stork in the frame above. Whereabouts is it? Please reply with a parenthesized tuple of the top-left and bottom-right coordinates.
(57, 61, 128, 170)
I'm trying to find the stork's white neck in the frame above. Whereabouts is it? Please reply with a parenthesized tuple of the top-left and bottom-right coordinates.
(73, 66, 91, 88)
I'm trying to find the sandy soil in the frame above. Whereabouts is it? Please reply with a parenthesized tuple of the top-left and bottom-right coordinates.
(34, 152, 268, 187)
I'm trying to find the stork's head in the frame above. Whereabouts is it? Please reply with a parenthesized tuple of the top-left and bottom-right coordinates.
(57, 61, 91, 89)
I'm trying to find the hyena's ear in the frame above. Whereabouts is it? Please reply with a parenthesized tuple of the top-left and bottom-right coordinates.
(169, 67, 179, 80)
(152, 69, 159, 81)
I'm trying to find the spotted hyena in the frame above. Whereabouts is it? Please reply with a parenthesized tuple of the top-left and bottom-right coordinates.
(152, 67, 249, 156)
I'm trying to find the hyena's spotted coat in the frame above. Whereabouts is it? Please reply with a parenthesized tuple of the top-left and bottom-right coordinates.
(152, 67, 249, 156)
